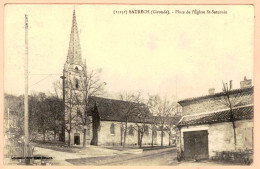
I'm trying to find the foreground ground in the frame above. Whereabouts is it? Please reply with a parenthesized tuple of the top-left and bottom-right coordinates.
(66, 147, 241, 166)
(5, 142, 248, 166)
(32, 143, 178, 165)
(66, 146, 178, 165)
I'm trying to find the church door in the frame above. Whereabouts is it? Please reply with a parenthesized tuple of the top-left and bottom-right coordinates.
(74, 133, 80, 145)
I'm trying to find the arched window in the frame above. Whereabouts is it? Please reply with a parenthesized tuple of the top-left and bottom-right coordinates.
(75, 79, 79, 89)
(110, 123, 115, 134)
(75, 66, 79, 71)
(87, 125, 90, 136)
(129, 125, 134, 136)
(152, 129, 157, 138)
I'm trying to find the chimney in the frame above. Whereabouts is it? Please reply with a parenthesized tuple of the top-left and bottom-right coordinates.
(240, 76, 252, 89)
(230, 80, 233, 90)
(208, 88, 215, 95)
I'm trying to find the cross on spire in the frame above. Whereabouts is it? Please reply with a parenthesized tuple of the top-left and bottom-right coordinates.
(67, 10, 83, 65)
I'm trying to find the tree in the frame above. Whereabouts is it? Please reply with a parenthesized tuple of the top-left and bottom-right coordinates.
(55, 68, 105, 147)
(52, 80, 63, 99)
(63, 75, 83, 146)
(44, 96, 63, 141)
(146, 96, 159, 147)
(4, 93, 25, 140)
(135, 102, 151, 148)
(29, 92, 50, 143)
(165, 112, 181, 146)
(52, 80, 65, 142)
(150, 116, 158, 147)
(53, 77, 83, 146)
(217, 80, 245, 150)
(71, 69, 105, 147)
(148, 95, 176, 147)
(4, 94, 26, 159)
(117, 92, 142, 150)
(29, 93, 40, 140)
(5, 92, 63, 144)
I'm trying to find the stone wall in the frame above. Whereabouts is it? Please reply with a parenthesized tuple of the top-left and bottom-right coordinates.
(98, 121, 171, 146)
(181, 92, 253, 116)
(65, 120, 173, 146)
(99, 121, 123, 146)
(65, 123, 92, 145)
(177, 120, 253, 158)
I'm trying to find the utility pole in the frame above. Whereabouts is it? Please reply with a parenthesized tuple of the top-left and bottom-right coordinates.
(60, 71, 66, 142)
(7, 108, 10, 130)
(24, 14, 31, 163)
(176, 76, 179, 113)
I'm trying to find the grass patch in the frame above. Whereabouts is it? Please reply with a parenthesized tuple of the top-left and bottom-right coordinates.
(31, 141, 83, 153)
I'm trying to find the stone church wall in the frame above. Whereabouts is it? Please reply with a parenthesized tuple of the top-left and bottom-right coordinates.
(98, 121, 171, 146)
(65, 120, 173, 147)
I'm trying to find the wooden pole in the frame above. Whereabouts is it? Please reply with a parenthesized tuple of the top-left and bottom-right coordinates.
(60, 72, 66, 142)
(7, 108, 10, 130)
(24, 14, 31, 161)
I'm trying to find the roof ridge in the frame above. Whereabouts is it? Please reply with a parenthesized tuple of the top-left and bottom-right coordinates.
(178, 86, 253, 104)
(90, 96, 144, 105)
(181, 104, 253, 119)
(178, 105, 253, 127)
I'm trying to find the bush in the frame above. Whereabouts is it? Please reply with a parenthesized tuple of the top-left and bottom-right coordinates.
(211, 150, 253, 165)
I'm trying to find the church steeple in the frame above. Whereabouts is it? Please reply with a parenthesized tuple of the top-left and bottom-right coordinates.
(67, 10, 83, 66)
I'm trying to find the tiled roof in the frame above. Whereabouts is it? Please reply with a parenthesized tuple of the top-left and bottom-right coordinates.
(87, 96, 153, 123)
(87, 97, 180, 124)
(178, 86, 253, 105)
(177, 105, 253, 127)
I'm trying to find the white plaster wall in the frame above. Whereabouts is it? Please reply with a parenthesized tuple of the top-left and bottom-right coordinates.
(98, 121, 171, 146)
(99, 121, 123, 145)
(65, 123, 92, 145)
(179, 120, 253, 157)
(65, 120, 173, 146)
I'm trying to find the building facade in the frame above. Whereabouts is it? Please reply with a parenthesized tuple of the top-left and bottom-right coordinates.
(176, 77, 253, 160)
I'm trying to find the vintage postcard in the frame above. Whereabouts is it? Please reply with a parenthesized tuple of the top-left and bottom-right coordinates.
(2, 3, 256, 166)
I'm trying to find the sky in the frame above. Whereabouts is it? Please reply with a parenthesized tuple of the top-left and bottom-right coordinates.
(4, 5, 254, 101)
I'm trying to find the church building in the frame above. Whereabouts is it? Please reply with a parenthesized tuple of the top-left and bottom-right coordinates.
(60, 10, 172, 147)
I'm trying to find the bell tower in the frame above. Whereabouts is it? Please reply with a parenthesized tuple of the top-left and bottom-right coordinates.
(64, 10, 86, 83)
(62, 10, 87, 145)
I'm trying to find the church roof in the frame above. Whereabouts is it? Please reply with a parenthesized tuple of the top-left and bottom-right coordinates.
(87, 96, 155, 123)
(67, 10, 83, 66)
(177, 105, 253, 127)
(87, 96, 180, 125)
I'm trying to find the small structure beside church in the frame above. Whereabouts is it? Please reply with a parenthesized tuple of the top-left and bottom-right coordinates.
(176, 77, 253, 160)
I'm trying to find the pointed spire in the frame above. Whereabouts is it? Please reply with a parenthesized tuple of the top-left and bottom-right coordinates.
(67, 10, 83, 65)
